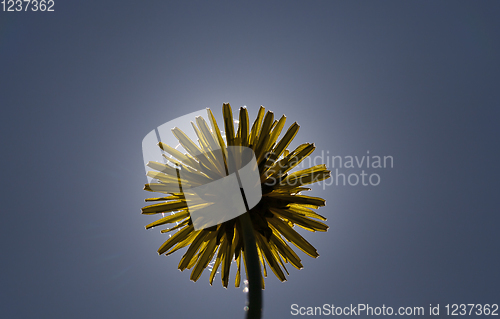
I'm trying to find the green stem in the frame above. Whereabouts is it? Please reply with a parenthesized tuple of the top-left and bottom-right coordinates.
(239, 212, 262, 319)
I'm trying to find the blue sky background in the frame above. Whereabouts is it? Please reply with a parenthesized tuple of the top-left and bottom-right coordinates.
(1, 1, 499, 318)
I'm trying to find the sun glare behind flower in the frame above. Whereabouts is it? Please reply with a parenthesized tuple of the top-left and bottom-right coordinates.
(142, 104, 331, 288)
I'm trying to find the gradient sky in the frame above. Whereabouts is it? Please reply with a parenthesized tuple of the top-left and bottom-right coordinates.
(1, 1, 499, 318)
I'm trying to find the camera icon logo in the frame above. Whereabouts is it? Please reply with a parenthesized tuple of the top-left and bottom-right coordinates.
(142, 109, 262, 231)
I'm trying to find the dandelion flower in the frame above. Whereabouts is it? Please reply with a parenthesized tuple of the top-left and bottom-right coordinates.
(142, 103, 331, 288)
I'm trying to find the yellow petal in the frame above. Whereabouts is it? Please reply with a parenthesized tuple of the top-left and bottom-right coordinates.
(146, 171, 194, 188)
(220, 229, 234, 288)
(222, 103, 235, 147)
(254, 111, 274, 161)
(249, 106, 265, 146)
(171, 127, 218, 178)
(195, 116, 221, 152)
(146, 160, 178, 175)
(265, 193, 326, 207)
(269, 207, 329, 232)
(235, 250, 242, 287)
(238, 107, 249, 146)
(157, 225, 195, 255)
(207, 108, 228, 170)
(267, 115, 286, 151)
(287, 204, 327, 221)
(190, 232, 218, 281)
(165, 229, 201, 255)
(190, 122, 225, 178)
(209, 244, 223, 285)
(160, 219, 189, 233)
(271, 122, 300, 160)
(256, 239, 267, 277)
(274, 143, 316, 178)
(261, 143, 313, 182)
(268, 217, 319, 258)
(157, 143, 201, 171)
(256, 233, 286, 282)
(144, 195, 183, 202)
(268, 238, 289, 275)
(269, 232, 303, 269)
(144, 183, 181, 194)
(145, 210, 189, 229)
(171, 127, 202, 159)
(281, 166, 331, 187)
(178, 230, 211, 270)
(141, 200, 187, 215)
(195, 116, 227, 175)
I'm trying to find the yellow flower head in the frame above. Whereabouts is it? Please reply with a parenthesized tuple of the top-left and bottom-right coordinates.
(142, 103, 330, 288)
